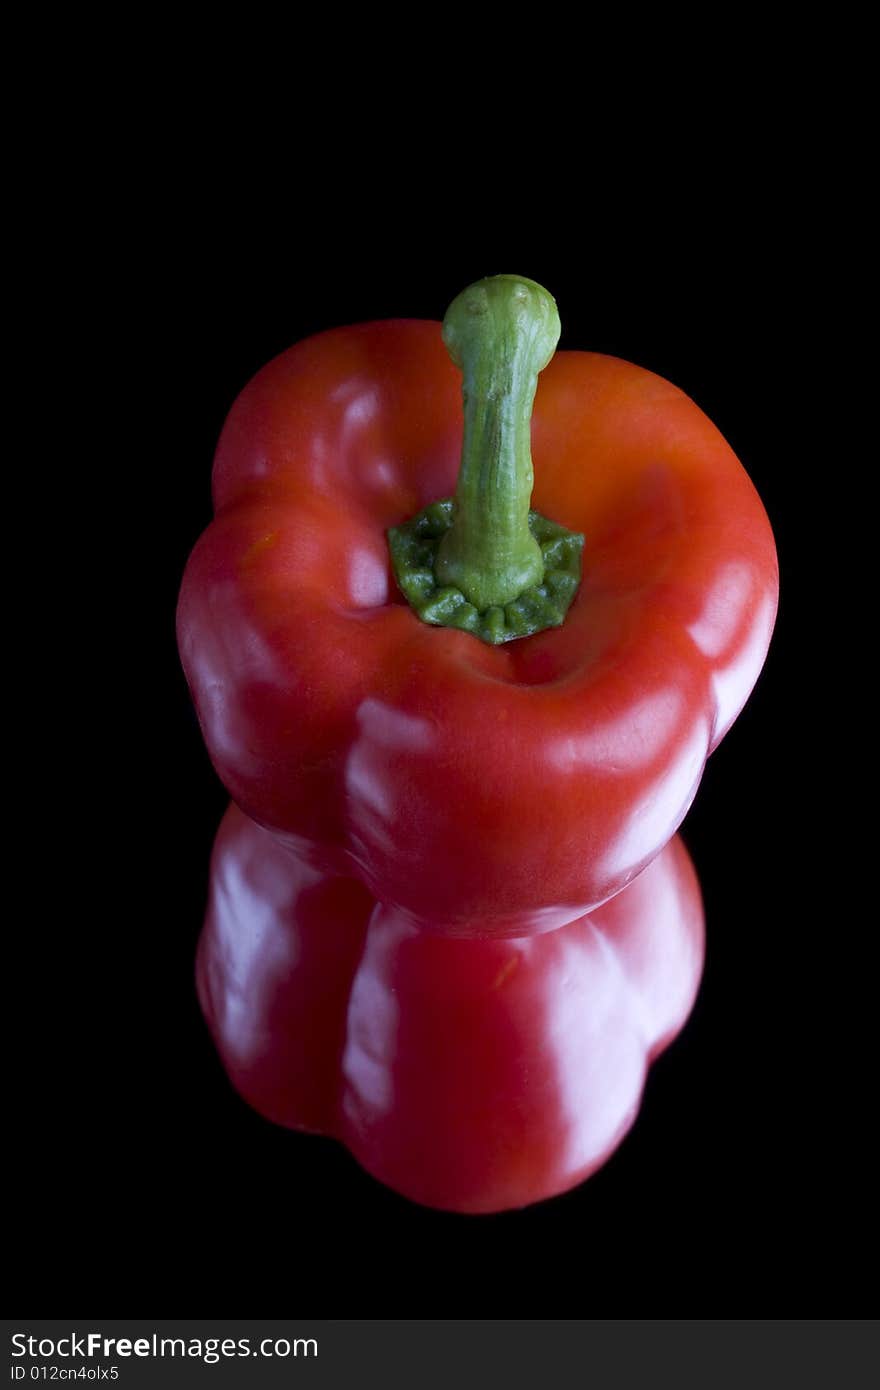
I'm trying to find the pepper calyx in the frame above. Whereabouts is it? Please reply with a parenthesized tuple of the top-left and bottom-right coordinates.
(388, 499, 583, 645)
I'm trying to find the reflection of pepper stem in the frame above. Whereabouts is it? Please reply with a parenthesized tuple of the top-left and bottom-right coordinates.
(435, 276, 559, 610)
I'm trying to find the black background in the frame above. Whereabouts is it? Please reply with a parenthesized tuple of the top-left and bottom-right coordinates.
(16, 204, 857, 1315)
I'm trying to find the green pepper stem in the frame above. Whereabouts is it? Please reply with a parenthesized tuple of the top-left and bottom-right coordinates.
(434, 275, 561, 611)
(387, 274, 583, 645)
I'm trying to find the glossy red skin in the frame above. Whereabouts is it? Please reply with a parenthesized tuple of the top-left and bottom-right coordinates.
(197, 805, 704, 1213)
(178, 320, 777, 935)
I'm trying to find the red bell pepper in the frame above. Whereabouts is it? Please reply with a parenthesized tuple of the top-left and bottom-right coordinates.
(198, 803, 704, 1213)
(178, 275, 777, 936)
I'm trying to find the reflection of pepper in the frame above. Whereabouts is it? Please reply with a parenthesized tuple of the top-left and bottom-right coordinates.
(178, 276, 777, 935)
(198, 804, 705, 1213)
